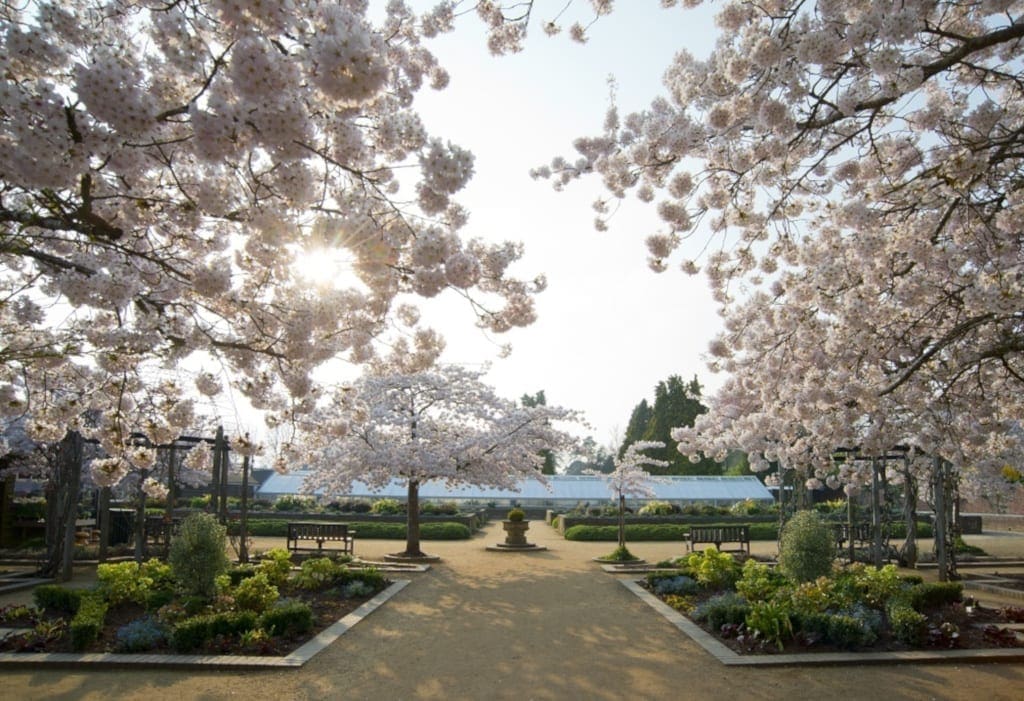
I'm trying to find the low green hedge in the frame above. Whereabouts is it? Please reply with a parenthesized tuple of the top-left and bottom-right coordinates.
(70, 592, 108, 651)
(235, 519, 471, 540)
(562, 520, 932, 542)
(564, 524, 688, 541)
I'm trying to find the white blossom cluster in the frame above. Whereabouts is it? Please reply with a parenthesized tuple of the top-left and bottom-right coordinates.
(298, 363, 582, 499)
(599, 441, 668, 501)
(490, 1, 1024, 494)
(1, 0, 545, 488)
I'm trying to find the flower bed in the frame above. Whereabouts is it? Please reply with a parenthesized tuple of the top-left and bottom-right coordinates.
(0, 552, 391, 657)
(642, 549, 1024, 655)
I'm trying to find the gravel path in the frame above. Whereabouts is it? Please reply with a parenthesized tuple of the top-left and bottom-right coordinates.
(2, 522, 1024, 700)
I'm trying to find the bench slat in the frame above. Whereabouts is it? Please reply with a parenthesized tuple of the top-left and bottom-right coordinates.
(287, 522, 355, 555)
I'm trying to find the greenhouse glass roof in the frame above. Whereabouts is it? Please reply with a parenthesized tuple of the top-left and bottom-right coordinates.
(257, 472, 773, 504)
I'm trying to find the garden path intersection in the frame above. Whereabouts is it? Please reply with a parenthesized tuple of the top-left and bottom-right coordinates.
(1, 521, 1023, 700)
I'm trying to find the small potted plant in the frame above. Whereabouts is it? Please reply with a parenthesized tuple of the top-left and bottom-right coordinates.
(502, 508, 529, 545)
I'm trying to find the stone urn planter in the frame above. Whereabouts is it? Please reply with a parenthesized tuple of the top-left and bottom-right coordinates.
(486, 508, 546, 552)
(502, 519, 530, 546)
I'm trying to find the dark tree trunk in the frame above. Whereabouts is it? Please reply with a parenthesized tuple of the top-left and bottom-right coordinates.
(618, 494, 626, 550)
(239, 451, 250, 563)
(402, 480, 423, 557)
(97, 486, 111, 562)
(899, 465, 918, 568)
(134, 469, 147, 562)
(871, 458, 884, 567)
(40, 431, 83, 581)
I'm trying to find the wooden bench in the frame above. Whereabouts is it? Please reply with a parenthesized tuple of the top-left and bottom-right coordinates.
(834, 522, 894, 562)
(144, 516, 179, 547)
(287, 522, 355, 556)
(687, 525, 750, 555)
(833, 522, 885, 550)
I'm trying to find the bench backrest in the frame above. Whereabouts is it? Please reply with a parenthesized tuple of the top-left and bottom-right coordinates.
(690, 525, 749, 541)
(288, 522, 349, 540)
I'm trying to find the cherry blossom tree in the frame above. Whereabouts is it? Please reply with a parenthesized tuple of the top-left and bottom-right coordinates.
(0, 1, 544, 493)
(597, 440, 667, 555)
(302, 363, 580, 559)
(470, 2, 1024, 496)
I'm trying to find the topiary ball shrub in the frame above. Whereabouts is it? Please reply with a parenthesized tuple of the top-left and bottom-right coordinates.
(778, 510, 836, 583)
(506, 508, 526, 522)
(168, 513, 230, 600)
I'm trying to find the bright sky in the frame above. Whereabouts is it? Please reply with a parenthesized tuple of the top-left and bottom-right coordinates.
(409, 2, 725, 448)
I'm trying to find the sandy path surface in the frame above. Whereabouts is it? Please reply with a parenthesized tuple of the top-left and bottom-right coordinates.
(3, 522, 1024, 700)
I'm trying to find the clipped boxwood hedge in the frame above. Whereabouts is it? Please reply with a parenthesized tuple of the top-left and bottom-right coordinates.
(561, 520, 932, 542)
(564, 524, 688, 541)
(235, 519, 471, 540)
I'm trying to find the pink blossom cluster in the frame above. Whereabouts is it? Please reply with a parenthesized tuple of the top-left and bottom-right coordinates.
(600, 441, 668, 501)
(1, 0, 546, 487)
(298, 364, 582, 498)
(497, 1, 1024, 495)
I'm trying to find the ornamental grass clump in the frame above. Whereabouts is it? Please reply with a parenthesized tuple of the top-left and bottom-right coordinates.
(778, 510, 836, 583)
(168, 513, 230, 600)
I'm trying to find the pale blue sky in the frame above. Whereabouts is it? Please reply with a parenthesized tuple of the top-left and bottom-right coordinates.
(411, 2, 724, 447)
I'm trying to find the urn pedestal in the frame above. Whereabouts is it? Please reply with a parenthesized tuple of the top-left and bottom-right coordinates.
(502, 520, 530, 546)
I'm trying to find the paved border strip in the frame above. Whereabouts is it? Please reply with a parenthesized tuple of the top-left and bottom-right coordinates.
(0, 579, 410, 670)
(619, 579, 1024, 667)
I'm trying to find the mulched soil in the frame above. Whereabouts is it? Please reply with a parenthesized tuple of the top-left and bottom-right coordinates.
(0, 584, 386, 657)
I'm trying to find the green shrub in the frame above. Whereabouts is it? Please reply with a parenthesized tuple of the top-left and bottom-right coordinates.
(257, 548, 294, 586)
(729, 498, 766, 516)
(355, 521, 471, 540)
(849, 564, 903, 609)
(638, 500, 676, 516)
(745, 600, 794, 650)
(342, 581, 376, 598)
(421, 501, 458, 515)
(170, 615, 212, 653)
(33, 585, 84, 614)
(685, 547, 741, 590)
(233, 572, 279, 613)
(693, 592, 749, 630)
(97, 559, 173, 605)
(260, 600, 313, 636)
(232, 519, 290, 537)
(597, 545, 641, 562)
(189, 495, 211, 509)
(207, 610, 259, 638)
(293, 557, 343, 589)
(825, 612, 876, 649)
(341, 567, 386, 590)
(168, 512, 230, 600)
(888, 603, 927, 645)
(563, 524, 688, 541)
(747, 522, 780, 540)
(370, 498, 405, 515)
(227, 564, 257, 587)
(274, 495, 317, 512)
(778, 510, 836, 583)
(652, 575, 700, 596)
(145, 588, 175, 612)
(787, 576, 844, 618)
(70, 591, 108, 651)
(907, 581, 963, 611)
(735, 559, 785, 603)
(115, 616, 168, 652)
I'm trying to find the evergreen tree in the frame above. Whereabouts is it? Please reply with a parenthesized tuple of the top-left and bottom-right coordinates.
(619, 375, 724, 475)
(619, 400, 653, 459)
(521, 390, 558, 475)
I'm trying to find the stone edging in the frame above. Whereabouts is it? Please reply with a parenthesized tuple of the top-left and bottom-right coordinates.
(619, 579, 1024, 667)
(0, 579, 410, 670)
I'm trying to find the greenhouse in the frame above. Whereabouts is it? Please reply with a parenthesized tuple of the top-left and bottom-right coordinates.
(256, 472, 773, 509)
